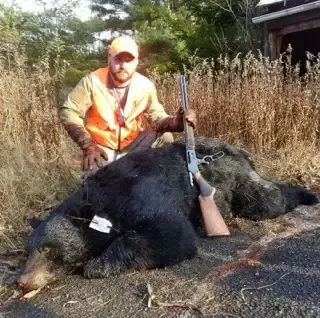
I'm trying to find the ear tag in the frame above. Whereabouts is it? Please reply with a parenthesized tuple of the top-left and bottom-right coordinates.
(89, 215, 112, 233)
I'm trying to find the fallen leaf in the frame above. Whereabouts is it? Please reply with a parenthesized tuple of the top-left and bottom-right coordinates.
(63, 300, 78, 308)
(21, 288, 42, 299)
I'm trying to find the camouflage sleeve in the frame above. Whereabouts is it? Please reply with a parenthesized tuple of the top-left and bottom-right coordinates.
(59, 75, 93, 148)
(143, 89, 170, 128)
(144, 89, 184, 133)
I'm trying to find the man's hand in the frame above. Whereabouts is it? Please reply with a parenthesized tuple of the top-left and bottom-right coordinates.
(82, 142, 108, 171)
(176, 107, 197, 129)
(185, 109, 197, 128)
(156, 107, 197, 133)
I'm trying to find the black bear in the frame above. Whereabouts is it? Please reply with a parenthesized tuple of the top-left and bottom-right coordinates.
(17, 137, 319, 292)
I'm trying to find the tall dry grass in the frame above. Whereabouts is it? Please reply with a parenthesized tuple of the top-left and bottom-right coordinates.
(1, 50, 320, 248)
(0, 54, 80, 248)
(152, 51, 320, 185)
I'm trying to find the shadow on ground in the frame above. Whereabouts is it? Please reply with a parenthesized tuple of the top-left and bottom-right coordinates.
(1, 204, 320, 318)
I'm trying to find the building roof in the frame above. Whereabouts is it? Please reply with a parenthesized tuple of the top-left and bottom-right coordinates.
(256, 0, 284, 7)
(253, 0, 320, 23)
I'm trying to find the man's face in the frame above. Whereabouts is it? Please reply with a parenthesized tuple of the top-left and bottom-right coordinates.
(109, 52, 138, 84)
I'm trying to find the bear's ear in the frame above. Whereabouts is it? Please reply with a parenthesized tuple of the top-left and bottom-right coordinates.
(28, 217, 43, 229)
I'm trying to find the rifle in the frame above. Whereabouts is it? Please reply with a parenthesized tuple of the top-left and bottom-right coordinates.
(179, 75, 230, 237)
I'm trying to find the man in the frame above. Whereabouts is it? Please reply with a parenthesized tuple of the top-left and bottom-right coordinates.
(59, 36, 197, 179)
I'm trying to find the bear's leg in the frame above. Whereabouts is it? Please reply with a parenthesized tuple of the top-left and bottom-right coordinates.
(83, 214, 197, 279)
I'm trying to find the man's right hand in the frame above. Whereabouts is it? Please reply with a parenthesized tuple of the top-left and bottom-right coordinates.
(81, 142, 108, 171)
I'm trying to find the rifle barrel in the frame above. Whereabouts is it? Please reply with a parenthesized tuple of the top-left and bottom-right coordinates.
(180, 76, 189, 111)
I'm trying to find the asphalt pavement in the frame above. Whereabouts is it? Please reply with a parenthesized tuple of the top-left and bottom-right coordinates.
(2, 205, 320, 318)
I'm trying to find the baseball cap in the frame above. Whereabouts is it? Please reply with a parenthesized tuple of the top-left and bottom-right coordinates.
(108, 36, 139, 58)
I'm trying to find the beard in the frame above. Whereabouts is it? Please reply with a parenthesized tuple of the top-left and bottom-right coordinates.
(111, 69, 133, 84)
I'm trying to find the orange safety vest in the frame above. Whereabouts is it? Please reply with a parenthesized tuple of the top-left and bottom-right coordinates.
(85, 68, 155, 151)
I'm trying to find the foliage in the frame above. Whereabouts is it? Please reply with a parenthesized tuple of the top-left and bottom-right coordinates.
(0, 2, 106, 85)
(0, 0, 265, 75)
(90, 0, 264, 72)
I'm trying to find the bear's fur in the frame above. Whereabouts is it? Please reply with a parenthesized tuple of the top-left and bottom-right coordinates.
(18, 138, 318, 289)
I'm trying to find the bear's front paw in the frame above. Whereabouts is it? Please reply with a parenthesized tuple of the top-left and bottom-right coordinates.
(83, 258, 110, 279)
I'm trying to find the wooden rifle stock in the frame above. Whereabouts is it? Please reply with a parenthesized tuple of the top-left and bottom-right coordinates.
(179, 75, 230, 237)
(193, 172, 230, 237)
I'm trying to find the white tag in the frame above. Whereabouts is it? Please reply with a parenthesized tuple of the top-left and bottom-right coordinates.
(89, 215, 113, 233)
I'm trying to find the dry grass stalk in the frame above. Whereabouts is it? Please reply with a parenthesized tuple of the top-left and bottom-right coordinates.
(0, 54, 80, 248)
(151, 52, 320, 183)
(1, 50, 319, 248)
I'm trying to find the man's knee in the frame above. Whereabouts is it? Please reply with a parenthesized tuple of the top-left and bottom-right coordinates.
(162, 132, 174, 144)
(152, 132, 174, 148)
